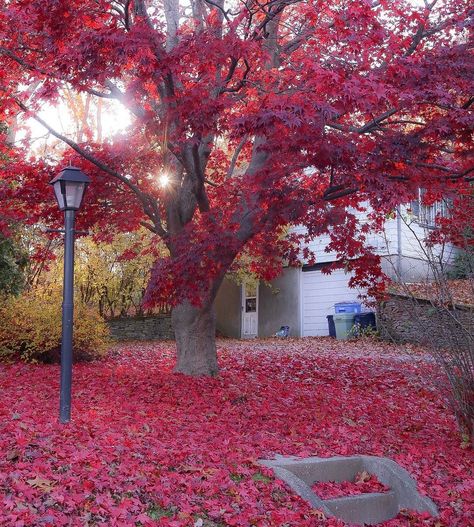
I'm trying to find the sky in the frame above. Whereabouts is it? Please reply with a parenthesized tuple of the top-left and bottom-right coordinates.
(21, 96, 132, 151)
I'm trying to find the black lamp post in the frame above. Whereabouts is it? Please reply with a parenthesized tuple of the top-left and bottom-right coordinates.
(50, 166, 90, 423)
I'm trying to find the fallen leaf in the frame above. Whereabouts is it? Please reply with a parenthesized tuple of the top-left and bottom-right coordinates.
(27, 477, 56, 492)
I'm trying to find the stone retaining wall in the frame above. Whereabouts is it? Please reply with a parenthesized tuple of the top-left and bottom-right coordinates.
(378, 294, 473, 346)
(107, 315, 174, 341)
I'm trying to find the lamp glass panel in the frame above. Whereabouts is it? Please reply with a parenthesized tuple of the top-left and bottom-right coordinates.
(53, 181, 66, 210)
(64, 182, 85, 210)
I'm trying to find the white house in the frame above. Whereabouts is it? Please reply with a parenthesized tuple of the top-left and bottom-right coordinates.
(215, 197, 457, 338)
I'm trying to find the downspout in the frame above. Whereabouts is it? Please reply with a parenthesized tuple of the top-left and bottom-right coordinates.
(396, 207, 403, 279)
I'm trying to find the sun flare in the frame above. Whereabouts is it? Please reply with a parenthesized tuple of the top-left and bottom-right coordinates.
(159, 173, 170, 187)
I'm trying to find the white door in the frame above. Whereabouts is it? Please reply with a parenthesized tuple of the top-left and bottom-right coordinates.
(301, 268, 361, 336)
(241, 282, 258, 338)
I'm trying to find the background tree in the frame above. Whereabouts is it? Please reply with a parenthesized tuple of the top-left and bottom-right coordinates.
(72, 229, 162, 318)
(0, 233, 27, 295)
(0, 0, 472, 375)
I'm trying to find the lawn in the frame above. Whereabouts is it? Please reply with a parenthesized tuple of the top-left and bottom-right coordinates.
(0, 339, 472, 527)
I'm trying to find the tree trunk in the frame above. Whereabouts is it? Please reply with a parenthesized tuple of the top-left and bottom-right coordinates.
(171, 301, 218, 376)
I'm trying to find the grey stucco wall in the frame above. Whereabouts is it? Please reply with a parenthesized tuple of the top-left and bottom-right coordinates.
(215, 278, 242, 338)
(381, 254, 456, 283)
(258, 267, 300, 337)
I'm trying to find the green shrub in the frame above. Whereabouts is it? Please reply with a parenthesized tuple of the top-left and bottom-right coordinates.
(0, 287, 110, 363)
(0, 235, 27, 295)
(348, 322, 380, 340)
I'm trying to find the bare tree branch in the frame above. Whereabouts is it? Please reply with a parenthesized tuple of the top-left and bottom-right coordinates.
(0, 45, 147, 119)
(0, 46, 48, 75)
(103, 80, 147, 118)
(203, 0, 231, 22)
(462, 97, 474, 110)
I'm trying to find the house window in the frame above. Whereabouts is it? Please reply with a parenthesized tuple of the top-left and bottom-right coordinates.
(411, 189, 450, 228)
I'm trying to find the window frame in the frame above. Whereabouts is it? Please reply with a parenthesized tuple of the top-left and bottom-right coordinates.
(411, 189, 451, 229)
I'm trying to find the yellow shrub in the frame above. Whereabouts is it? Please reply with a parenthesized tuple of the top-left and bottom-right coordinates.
(0, 288, 110, 362)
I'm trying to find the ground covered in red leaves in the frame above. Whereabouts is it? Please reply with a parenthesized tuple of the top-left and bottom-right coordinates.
(0, 339, 472, 527)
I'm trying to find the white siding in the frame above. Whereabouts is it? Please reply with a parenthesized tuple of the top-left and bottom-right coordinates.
(294, 206, 381, 264)
(294, 203, 458, 279)
(294, 203, 459, 336)
(377, 207, 458, 280)
(301, 269, 361, 336)
(292, 225, 335, 263)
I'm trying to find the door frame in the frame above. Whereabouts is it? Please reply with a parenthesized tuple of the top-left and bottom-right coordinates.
(241, 282, 259, 338)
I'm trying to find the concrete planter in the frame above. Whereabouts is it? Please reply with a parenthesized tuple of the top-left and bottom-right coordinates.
(260, 455, 438, 526)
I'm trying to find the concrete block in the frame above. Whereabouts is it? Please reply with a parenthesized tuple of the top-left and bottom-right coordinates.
(260, 455, 438, 525)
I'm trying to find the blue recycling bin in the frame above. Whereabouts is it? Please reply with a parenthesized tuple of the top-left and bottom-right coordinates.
(335, 301, 362, 313)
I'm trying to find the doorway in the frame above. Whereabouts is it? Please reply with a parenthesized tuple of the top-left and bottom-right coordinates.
(241, 282, 258, 338)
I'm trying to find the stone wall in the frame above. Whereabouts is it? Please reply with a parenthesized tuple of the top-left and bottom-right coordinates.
(107, 315, 174, 341)
(378, 294, 473, 346)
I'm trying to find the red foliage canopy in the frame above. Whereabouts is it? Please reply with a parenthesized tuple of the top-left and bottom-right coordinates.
(0, 0, 473, 305)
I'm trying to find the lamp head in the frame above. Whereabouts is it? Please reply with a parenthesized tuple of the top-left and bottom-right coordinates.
(50, 166, 90, 211)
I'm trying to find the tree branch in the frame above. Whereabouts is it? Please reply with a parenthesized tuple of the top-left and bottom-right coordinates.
(357, 108, 399, 133)
(191, 144, 210, 212)
(133, 0, 154, 29)
(323, 188, 359, 201)
(462, 97, 474, 110)
(405, 159, 474, 180)
(0, 46, 48, 75)
(163, 0, 180, 51)
(327, 108, 399, 134)
(219, 59, 251, 94)
(123, 0, 131, 30)
(15, 99, 168, 238)
(84, 88, 116, 99)
(226, 135, 249, 178)
(203, 0, 231, 22)
(103, 80, 147, 118)
(251, 0, 302, 40)
(0, 46, 147, 119)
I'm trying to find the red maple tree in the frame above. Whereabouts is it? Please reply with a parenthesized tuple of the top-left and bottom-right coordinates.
(0, 0, 472, 375)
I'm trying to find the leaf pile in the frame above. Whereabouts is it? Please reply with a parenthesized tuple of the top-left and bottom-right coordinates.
(388, 279, 474, 307)
(311, 471, 390, 499)
(0, 339, 472, 526)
